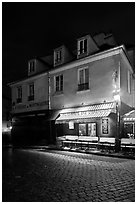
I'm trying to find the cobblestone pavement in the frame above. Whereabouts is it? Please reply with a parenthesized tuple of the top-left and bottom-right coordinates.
(2, 148, 135, 202)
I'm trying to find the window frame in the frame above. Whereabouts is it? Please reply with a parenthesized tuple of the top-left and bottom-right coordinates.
(54, 74, 63, 93)
(78, 123, 97, 136)
(28, 60, 35, 74)
(78, 67, 89, 91)
(54, 48, 62, 65)
(28, 82, 35, 101)
(16, 86, 22, 103)
(78, 38, 88, 56)
(127, 70, 132, 94)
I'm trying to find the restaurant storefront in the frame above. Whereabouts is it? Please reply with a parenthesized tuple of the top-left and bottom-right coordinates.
(55, 102, 117, 148)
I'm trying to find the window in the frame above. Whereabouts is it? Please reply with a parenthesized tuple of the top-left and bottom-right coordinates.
(78, 67, 89, 91)
(55, 74, 63, 92)
(127, 70, 132, 94)
(79, 123, 97, 136)
(28, 83, 34, 101)
(54, 49, 62, 64)
(79, 124, 86, 136)
(29, 61, 35, 73)
(78, 38, 87, 55)
(16, 86, 22, 103)
(88, 123, 96, 136)
(124, 122, 135, 138)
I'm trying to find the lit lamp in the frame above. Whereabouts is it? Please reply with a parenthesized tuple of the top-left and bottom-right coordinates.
(113, 89, 121, 152)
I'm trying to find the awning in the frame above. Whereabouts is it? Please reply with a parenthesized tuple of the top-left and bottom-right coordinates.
(56, 102, 115, 123)
(123, 110, 135, 121)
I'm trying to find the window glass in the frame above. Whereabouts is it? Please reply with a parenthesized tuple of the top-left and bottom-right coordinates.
(84, 39, 87, 52)
(29, 61, 35, 73)
(78, 67, 89, 91)
(55, 49, 62, 63)
(17, 86, 22, 99)
(29, 83, 34, 96)
(88, 123, 96, 136)
(79, 124, 86, 136)
(55, 75, 63, 92)
(127, 70, 131, 94)
(17, 86, 22, 103)
(78, 38, 88, 55)
(85, 68, 89, 84)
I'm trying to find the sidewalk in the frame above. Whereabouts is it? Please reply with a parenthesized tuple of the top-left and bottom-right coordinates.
(7, 144, 135, 160)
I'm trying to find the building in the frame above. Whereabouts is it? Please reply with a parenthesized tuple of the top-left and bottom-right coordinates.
(8, 33, 135, 150)
(2, 94, 12, 145)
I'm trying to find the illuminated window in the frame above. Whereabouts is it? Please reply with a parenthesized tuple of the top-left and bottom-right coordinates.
(79, 124, 86, 136)
(16, 86, 22, 103)
(79, 123, 96, 136)
(28, 83, 34, 101)
(55, 74, 63, 92)
(29, 60, 35, 73)
(54, 49, 62, 65)
(127, 70, 132, 94)
(78, 67, 89, 91)
(88, 123, 96, 136)
(78, 38, 87, 55)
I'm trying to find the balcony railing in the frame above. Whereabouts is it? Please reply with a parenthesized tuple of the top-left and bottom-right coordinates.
(78, 83, 89, 91)
(28, 95, 34, 101)
(16, 98, 22, 103)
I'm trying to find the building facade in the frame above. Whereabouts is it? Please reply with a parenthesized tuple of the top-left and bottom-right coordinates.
(9, 33, 135, 149)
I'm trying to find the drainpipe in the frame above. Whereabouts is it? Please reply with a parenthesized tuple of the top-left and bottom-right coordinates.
(48, 72, 51, 110)
(115, 50, 121, 152)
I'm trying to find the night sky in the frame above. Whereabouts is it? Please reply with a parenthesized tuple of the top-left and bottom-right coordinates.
(2, 2, 135, 98)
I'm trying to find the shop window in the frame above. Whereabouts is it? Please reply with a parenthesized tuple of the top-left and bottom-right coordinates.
(79, 123, 96, 136)
(78, 67, 89, 91)
(55, 74, 63, 93)
(102, 118, 109, 134)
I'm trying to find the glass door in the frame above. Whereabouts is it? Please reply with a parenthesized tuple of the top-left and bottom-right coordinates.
(79, 124, 86, 136)
(88, 123, 96, 136)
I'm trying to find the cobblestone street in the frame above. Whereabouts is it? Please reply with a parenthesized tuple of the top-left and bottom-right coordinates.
(2, 148, 135, 202)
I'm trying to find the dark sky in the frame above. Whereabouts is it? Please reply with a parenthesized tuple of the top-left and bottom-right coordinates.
(2, 2, 135, 97)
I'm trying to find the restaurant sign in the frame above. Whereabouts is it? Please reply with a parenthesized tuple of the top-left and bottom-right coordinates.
(14, 101, 49, 110)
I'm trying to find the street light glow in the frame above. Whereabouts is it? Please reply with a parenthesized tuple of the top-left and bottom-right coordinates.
(114, 94, 120, 101)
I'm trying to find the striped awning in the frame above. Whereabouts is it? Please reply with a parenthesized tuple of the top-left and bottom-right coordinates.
(56, 102, 115, 123)
(123, 110, 135, 121)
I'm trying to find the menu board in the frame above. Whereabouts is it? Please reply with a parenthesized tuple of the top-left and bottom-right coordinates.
(69, 121, 74, 129)
(102, 118, 109, 134)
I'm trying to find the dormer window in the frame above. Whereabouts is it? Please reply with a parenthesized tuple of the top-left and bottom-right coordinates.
(28, 60, 35, 74)
(55, 50, 62, 63)
(54, 47, 63, 66)
(78, 38, 87, 56)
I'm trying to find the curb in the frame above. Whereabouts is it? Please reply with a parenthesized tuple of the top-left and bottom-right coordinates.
(4, 145, 135, 160)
